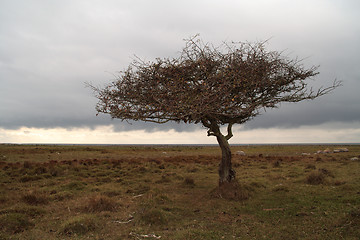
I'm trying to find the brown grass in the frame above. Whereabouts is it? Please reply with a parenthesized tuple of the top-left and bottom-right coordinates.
(0, 144, 360, 239)
(21, 190, 49, 205)
(211, 181, 254, 201)
(306, 171, 326, 185)
(82, 195, 118, 213)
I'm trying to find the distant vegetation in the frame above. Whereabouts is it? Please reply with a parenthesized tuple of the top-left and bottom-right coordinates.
(0, 144, 359, 239)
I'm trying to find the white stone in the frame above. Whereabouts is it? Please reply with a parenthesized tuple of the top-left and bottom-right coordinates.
(334, 148, 349, 153)
(323, 148, 332, 154)
(236, 151, 246, 156)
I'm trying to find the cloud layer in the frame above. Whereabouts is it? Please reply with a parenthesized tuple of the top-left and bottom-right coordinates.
(1, 0, 359, 143)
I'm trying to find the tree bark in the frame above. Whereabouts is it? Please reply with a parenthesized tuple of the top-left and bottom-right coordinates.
(216, 134, 236, 185)
(202, 119, 236, 185)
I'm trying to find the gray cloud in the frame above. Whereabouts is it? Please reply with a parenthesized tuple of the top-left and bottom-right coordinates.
(1, 0, 359, 133)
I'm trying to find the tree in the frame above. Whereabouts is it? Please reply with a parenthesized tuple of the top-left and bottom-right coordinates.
(90, 36, 340, 186)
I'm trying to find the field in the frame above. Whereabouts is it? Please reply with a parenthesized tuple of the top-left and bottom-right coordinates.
(0, 144, 359, 239)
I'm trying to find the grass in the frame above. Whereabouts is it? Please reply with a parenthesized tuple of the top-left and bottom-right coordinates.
(0, 144, 359, 239)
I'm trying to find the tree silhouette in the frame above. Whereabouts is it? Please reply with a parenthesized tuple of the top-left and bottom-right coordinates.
(90, 36, 340, 185)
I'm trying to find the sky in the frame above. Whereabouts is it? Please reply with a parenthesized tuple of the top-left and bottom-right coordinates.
(0, 0, 359, 144)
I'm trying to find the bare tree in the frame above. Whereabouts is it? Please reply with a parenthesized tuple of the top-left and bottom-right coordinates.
(90, 36, 340, 185)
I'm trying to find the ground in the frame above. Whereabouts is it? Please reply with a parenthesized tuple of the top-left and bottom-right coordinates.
(0, 144, 359, 239)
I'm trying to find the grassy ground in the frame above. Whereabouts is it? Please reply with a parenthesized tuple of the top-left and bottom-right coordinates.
(0, 144, 359, 239)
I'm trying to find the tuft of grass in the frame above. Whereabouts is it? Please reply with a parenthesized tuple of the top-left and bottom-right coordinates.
(49, 166, 63, 177)
(155, 175, 172, 184)
(62, 181, 86, 191)
(139, 208, 167, 226)
(305, 164, 316, 170)
(23, 161, 32, 169)
(318, 168, 335, 178)
(306, 171, 326, 185)
(211, 181, 254, 201)
(272, 185, 289, 192)
(126, 184, 150, 195)
(184, 176, 195, 186)
(154, 194, 171, 205)
(83, 195, 117, 212)
(272, 160, 281, 168)
(19, 175, 42, 182)
(33, 166, 47, 174)
(60, 214, 98, 236)
(21, 190, 49, 205)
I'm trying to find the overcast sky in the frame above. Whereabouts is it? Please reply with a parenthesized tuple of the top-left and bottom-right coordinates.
(1, 0, 359, 144)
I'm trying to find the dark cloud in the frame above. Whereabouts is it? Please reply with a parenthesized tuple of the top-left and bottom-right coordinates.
(0, 0, 359, 133)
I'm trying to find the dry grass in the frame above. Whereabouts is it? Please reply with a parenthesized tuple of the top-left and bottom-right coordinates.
(211, 181, 254, 201)
(21, 190, 49, 205)
(60, 214, 98, 236)
(82, 194, 118, 213)
(306, 171, 326, 185)
(0, 144, 359, 239)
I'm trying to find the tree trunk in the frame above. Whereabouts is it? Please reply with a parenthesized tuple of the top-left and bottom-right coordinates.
(216, 134, 236, 185)
(201, 119, 236, 185)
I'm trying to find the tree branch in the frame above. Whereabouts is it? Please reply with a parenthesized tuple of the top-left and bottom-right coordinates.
(225, 122, 233, 140)
(90, 36, 341, 131)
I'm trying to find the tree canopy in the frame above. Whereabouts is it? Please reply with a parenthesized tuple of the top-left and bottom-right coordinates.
(92, 37, 339, 129)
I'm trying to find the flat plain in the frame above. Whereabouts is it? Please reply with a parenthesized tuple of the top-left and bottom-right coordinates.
(0, 144, 359, 239)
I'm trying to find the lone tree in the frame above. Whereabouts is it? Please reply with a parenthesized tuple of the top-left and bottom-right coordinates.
(90, 36, 340, 185)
